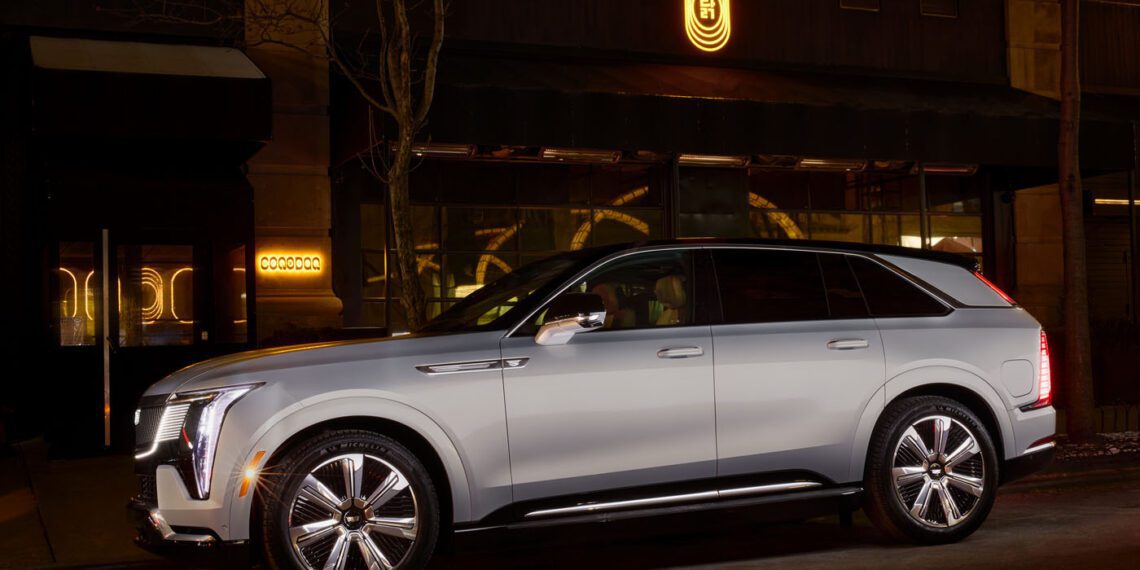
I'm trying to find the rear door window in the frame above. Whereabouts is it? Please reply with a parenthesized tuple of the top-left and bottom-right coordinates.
(711, 249, 830, 324)
(818, 253, 869, 318)
(847, 256, 949, 317)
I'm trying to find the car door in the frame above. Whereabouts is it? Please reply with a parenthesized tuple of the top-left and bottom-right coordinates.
(499, 249, 716, 502)
(709, 248, 886, 484)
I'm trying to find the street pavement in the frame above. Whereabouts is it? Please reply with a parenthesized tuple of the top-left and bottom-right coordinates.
(1, 442, 1137, 569)
(435, 460, 1140, 569)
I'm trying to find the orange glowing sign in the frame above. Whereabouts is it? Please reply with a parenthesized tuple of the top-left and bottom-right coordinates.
(685, 0, 731, 52)
(258, 253, 323, 273)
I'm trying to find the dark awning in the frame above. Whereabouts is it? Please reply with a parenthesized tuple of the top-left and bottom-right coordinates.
(29, 36, 272, 166)
(336, 54, 1135, 170)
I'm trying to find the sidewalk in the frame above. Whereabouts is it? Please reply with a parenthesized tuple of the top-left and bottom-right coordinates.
(1, 440, 158, 569)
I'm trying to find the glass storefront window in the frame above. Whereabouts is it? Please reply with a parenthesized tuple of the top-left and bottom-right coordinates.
(117, 244, 194, 347)
(591, 209, 663, 247)
(869, 214, 922, 247)
(388, 252, 439, 300)
(215, 245, 248, 344)
(443, 207, 518, 252)
(58, 242, 98, 346)
(749, 210, 809, 240)
(445, 252, 518, 299)
(518, 208, 592, 251)
(746, 170, 811, 210)
(926, 175, 983, 213)
(809, 212, 867, 243)
(929, 215, 984, 254)
(360, 203, 387, 250)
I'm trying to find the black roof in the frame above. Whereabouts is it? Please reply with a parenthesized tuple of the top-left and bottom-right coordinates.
(608, 238, 979, 271)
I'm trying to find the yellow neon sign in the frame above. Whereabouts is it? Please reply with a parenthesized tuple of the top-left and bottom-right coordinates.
(685, 0, 731, 52)
(258, 253, 323, 273)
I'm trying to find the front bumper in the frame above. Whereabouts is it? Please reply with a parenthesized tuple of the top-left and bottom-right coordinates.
(128, 498, 250, 568)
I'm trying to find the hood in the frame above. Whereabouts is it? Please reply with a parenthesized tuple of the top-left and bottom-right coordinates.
(142, 332, 486, 397)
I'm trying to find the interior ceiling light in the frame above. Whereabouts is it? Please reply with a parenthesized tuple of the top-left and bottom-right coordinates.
(540, 147, 621, 163)
(914, 163, 978, 175)
(1094, 198, 1138, 206)
(410, 143, 474, 159)
(678, 154, 750, 168)
(870, 160, 912, 171)
(796, 158, 867, 172)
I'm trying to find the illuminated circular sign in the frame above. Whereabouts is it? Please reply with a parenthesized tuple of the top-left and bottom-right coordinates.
(685, 0, 731, 52)
(258, 254, 322, 273)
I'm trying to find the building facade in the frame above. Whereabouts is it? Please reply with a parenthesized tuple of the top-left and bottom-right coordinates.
(1, 0, 1138, 452)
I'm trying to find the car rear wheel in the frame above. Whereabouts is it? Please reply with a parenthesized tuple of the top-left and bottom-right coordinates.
(260, 429, 439, 569)
(864, 396, 999, 544)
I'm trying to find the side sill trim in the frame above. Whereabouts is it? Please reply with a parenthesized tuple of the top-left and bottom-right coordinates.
(524, 481, 822, 519)
(457, 485, 860, 533)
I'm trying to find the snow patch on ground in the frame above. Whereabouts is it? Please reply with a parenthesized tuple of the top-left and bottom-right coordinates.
(1056, 431, 1140, 461)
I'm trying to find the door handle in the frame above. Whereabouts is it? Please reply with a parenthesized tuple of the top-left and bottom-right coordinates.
(827, 339, 869, 350)
(657, 346, 704, 359)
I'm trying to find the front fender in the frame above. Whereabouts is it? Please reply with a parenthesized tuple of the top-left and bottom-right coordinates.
(222, 395, 472, 541)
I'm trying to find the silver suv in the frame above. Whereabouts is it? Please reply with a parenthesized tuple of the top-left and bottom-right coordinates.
(129, 239, 1056, 569)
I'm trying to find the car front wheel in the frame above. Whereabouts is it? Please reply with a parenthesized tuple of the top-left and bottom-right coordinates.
(864, 395, 999, 544)
(260, 429, 439, 569)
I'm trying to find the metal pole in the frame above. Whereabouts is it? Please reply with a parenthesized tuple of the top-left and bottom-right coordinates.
(1129, 168, 1137, 323)
(101, 228, 111, 447)
(918, 162, 930, 249)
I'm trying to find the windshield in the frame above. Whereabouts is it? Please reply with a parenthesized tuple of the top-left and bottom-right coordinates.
(419, 248, 612, 333)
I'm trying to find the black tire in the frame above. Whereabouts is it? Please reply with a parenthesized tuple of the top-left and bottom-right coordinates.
(260, 429, 440, 569)
(863, 396, 999, 544)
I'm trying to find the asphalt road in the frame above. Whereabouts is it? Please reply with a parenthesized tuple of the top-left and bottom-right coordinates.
(432, 462, 1140, 569)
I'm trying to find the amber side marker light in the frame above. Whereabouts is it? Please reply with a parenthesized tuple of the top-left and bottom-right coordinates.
(239, 450, 267, 497)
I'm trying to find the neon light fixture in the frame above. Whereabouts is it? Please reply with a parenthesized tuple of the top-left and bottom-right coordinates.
(685, 0, 731, 52)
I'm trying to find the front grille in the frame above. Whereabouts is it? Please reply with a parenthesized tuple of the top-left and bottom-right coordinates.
(137, 473, 157, 504)
(135, 406, 165, 450)
(134, 403, 191, 453)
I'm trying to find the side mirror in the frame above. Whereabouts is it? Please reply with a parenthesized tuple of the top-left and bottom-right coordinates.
(535, 293, 606, 346)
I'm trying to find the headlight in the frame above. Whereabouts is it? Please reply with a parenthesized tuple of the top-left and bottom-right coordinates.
(157, 384, 259, 499)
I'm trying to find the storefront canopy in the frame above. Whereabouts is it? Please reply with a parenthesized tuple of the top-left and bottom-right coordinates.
(337, 54, 1135, 171)
(28, 36, 271, 165)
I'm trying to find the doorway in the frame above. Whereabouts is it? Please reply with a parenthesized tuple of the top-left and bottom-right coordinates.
(51, 230, 254, 453)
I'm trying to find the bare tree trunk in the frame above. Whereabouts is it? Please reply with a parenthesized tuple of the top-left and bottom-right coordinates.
(1058, 0, 1096, 442)
(389, 123, 428, 330)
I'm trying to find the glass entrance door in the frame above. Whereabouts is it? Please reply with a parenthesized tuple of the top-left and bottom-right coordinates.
(50, 231, 253, 453)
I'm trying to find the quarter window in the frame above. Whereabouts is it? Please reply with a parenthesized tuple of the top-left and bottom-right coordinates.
(847, 256, 949, 317)
(712, 249, 830, 324)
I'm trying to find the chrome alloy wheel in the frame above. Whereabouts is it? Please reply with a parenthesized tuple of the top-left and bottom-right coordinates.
(892, 415, 985, 528)
(288, 453, 418, 570)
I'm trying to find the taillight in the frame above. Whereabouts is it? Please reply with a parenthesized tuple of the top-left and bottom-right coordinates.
(1025, 330, 1053, 410)
(974, 271, 1016, 305)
